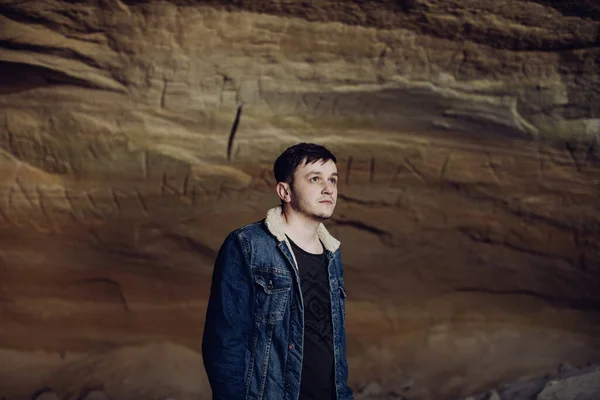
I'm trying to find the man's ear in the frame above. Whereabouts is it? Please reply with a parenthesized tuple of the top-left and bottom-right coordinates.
(276, 182, 291, 203)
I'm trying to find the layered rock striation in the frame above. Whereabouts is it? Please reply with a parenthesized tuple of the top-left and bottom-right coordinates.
(0, 1, 599, 399)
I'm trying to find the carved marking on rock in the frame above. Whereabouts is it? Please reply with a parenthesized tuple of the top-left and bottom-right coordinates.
(391, 164, 403, 187)
(487, 152, 501, 183)
(6, 181, 14, 213)
(182, 171, 190, 196)
(190, 184, 197, 207)
(86, 191, 97, 209)
(88, 228, 102, 245)
(447, 41, 465, 72)
(160, 78, 168, 109)
(331, 95, 341, 117)
(174, 7, 184, 47)
(257, 76, 264, 101)
(313, 94, 324, 115)
(440, 155, 450, 180)
(219, 73, 233, 106)
(422, 46, 433, 74)
(36, 185, 58, 233)
(192, 183, 210, 206)
(15, 177, 36, 209)
(300, 93, 309, 110)
(88, 145, 98, 160)
(263, 91, 274, 111)
(521, 57, 542, 80)
(85, 191, 104, 218)
(403, 158, 425, 182)
(456, 48, 469, 76)
(0, 205, 14, 227)
(359, 99, 370, 118)
(345, 156, 353, 185)
(536, 145, 545, 179)
(6, 129, 15, 154)
(584, 135, 598, 166)
(63, 188, 83, 222)
(565, 142, 583, 173)
(291, 94, 302, 113)
(161, 172, 178, 196)
(111, 188, 122, 215)
(376, 47, 388, 69)
(142, 151, 149, 180)
(135, 189, 149, 217)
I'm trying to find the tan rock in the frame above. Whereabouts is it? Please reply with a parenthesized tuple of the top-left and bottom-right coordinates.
(0, 1, 599, 399)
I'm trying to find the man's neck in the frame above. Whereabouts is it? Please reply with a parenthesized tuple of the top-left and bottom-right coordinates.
(281, 207, 322, 253)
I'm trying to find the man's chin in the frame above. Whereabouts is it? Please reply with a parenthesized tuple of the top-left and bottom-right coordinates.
(312, 212, 333, 221)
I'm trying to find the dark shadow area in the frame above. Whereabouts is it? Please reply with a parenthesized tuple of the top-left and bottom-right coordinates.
(0, 60, 113, 94)
(528, 0, 600, 19)
(0, 3, 103, 34)
(0, 61, 52, 94)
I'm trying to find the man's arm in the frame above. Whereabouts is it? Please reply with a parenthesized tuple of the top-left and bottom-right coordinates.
(202, 231, 253, 399)
(339, 253, 355, 400)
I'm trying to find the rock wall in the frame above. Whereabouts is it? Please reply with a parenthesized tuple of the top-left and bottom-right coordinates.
(0, 1, 599, 399)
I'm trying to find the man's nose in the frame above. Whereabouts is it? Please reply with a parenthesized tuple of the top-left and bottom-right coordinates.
(322, 182, 334, 193)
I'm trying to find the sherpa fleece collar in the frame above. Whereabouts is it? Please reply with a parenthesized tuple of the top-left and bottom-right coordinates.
(264, 206, 341, 253)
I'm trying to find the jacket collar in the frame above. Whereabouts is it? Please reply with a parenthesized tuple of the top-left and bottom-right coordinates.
(264, 206, 341, 253)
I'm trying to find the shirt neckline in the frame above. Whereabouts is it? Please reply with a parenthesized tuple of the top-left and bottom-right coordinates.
(286, 235, 325, 257)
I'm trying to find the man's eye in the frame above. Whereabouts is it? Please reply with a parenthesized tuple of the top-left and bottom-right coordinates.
(311, 177, 319, 182)
(329, 179, 338, 185)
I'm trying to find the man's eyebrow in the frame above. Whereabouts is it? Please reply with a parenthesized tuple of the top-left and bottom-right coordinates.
(305, 170, 322, 176)
(305, 171, 339, 177)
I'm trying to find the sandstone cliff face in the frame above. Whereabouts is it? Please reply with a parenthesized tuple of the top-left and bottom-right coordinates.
(0, 1, 599, 399)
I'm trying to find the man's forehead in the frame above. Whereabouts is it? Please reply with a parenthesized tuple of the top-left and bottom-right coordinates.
(297, 159, 337, 173)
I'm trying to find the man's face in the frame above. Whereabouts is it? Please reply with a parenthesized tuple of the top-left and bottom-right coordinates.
(288, 158, 338, 221)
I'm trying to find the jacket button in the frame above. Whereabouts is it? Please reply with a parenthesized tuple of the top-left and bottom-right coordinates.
(288, 343, 294, 350)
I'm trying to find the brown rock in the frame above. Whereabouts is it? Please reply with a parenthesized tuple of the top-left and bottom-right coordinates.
(32, 389, 59, 400)
(0, 1, 599, 400)
(77, 390, 109, 400)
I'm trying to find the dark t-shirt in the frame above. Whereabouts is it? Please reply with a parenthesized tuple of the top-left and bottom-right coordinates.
(287, 236, 335, 400)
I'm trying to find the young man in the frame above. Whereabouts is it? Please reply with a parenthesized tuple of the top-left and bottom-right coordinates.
(202, 143, 353, 400)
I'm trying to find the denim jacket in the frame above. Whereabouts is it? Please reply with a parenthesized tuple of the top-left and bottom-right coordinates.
(202, 206, 353, 400)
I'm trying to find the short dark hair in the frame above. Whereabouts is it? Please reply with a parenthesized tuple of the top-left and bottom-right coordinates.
(273, 142, 337, 187)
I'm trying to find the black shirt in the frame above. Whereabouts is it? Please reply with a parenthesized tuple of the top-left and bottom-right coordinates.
(287, 236, 335, 400)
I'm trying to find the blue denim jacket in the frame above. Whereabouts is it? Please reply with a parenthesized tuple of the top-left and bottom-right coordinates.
(202, 206, 353, 400)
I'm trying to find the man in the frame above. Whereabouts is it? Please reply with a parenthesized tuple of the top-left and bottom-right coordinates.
(202, 142, 353, 400)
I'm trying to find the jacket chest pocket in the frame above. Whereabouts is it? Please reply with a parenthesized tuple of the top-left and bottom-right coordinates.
(254, 271, 292, 324)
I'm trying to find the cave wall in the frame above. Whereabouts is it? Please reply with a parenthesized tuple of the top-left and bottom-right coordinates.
(0, 1, 599, 399)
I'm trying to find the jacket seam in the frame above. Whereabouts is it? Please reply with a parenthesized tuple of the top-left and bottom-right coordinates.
(258, 323, 275, 400)
(245, 323, 258, 398)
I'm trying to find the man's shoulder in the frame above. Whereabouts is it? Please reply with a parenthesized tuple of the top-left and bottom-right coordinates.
(225, 218, 270, 242)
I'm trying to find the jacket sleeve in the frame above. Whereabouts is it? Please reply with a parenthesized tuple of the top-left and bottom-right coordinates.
(202, 231, 253, 399)
(339, 252, 355, 400)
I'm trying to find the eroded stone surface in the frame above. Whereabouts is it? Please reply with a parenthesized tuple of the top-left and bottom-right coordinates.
(0, 1, 599, 399)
